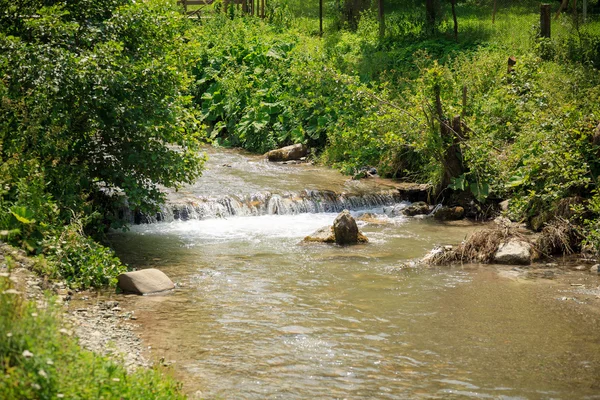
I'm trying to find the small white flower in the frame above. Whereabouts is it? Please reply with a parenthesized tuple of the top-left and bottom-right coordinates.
(46, 359, 54, 365)
(32, 383, 41, 390)
(31, 313, 38, 317)
(112, 378, 120, 382)
(6, 332, 12, 338)
(57, 394, 64, 398)
(38, 369, 47, 379)
(22, 350, 33, 358)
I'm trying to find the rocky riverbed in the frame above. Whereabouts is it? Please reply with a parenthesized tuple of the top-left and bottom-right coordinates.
(0, 243, 149, 373)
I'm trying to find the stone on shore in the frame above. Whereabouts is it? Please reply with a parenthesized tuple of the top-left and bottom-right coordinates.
(266, 144, 307, 162)
(117, 269, 174, 295)
(494, 240, 532, 265)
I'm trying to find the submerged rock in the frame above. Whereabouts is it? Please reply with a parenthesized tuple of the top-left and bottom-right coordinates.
(402, 202, 430, 217)
(303, 226, 335, 243)
(357, 213, 390, 225)
(433, 206, 465, 221)
(303, 210, 368, 245)
(117, 269, 175, 295)
(266, 143, 307, 162)
(494, 240, 532, 265)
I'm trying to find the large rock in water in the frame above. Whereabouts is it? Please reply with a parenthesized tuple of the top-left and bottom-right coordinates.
(303, 211, 368, 245)
(266, 144, 307, 162)
(494, 240, 531, 265)
(333, 210, 368, 245)
(117, 269, 174, 295)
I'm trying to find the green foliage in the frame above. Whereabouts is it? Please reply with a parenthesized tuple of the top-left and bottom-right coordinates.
(0, 0, 208, 288)
(0, 275, 185, 399)
(41, 220, 127, 289)
(0, 0, 205, 230)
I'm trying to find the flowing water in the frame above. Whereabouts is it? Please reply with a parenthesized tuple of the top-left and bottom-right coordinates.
(110, 148, 600, 399)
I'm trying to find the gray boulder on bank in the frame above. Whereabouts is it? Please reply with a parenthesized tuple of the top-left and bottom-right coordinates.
(266, 143, 307, 162)
(494, 240, 532, 265)
(117, 268, 175, 295)
(303, 210, 368, 245)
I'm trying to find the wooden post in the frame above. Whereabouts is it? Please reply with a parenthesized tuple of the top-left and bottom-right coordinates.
(492, 0, 497, 24)
(319, 0, 323, 36)
(182, 0, 187, 14)
(462, 85, 467, 117)
(507, 56, 516, 73)
(243, 0, 248, 14)
(378, 0, 385, 38)
(261, 0, 265, 18)
(541, 4, 551, 38)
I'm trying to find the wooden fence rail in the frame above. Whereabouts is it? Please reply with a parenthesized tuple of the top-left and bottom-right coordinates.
(177, 0, 264, 17)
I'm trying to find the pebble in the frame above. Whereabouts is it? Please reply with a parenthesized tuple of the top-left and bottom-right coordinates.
(572, 265, 589, 271)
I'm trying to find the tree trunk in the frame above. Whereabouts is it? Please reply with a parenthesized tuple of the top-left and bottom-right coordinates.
(426, 0, 436, 34)
(320, 0, 323, 36)
(555, 0, 569, 20)
(344, 0, 370, 29)
(450, 0, 458, 41)
(378, 0, 385, 38)
(440, 115, 465, 192)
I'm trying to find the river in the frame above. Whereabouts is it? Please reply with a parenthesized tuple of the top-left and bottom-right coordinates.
(109, 147, 600, 399)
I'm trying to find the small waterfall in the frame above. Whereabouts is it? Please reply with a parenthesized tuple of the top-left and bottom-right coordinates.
(132, 189, 407, 224)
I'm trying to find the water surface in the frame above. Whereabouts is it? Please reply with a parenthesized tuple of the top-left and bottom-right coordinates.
(110, 149, 600, 399)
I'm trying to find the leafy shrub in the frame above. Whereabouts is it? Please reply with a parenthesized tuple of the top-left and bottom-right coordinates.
(0, 0, 205, 230)
(41, 221, 127, 289)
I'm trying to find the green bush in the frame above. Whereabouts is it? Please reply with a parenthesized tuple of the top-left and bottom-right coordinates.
(41, 221, 127, 289)
(0, 0, 205, 230)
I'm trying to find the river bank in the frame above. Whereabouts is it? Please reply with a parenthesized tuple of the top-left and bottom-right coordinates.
(0, 243, 185, 399)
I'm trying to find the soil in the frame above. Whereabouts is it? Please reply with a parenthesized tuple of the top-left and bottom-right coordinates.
(0, 243, 150, 373)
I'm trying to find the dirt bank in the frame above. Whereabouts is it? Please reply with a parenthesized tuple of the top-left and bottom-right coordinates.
(0, 243, 149, 373)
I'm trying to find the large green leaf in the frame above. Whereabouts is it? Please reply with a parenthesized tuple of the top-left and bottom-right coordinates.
(10, 206, 35, 224)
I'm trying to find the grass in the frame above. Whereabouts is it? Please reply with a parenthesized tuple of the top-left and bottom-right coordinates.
(0, 261, 186, 400)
